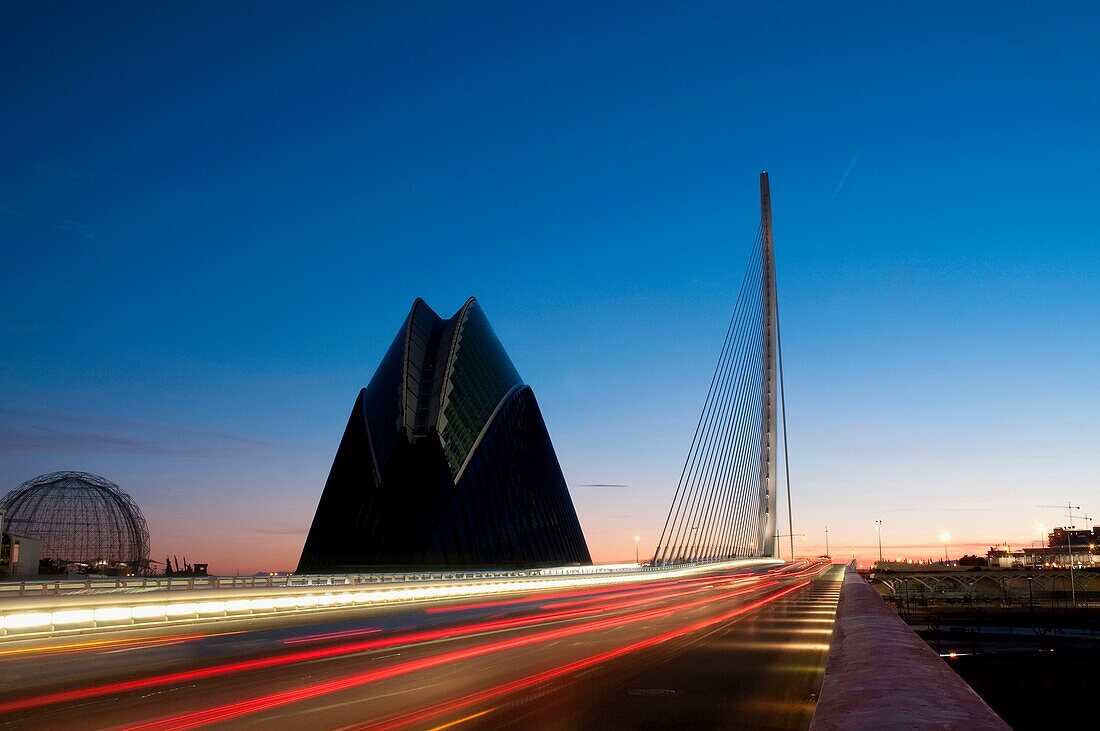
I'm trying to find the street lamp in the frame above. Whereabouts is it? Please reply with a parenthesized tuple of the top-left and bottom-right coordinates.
(939, 531, 950, 564)
(875, 520, 883, 565)
(634, 535, 641, 565)
(1036, 502, 1084, 609)
(775, 533, 806, 560)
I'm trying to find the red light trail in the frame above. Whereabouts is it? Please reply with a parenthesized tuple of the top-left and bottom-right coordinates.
(361, 581, 811, 731)
(120, 577, 812, 731)
(0, 566, 773, 715)
(0, 560, 835, 731)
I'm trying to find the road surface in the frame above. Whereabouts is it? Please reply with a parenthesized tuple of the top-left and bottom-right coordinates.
(0, 561, 840, 730)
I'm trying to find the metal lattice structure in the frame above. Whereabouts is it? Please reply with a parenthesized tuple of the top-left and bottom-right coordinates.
(0, 471, 150, 570)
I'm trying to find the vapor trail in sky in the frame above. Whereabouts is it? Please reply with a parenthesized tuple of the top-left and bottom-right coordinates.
(830, 144, 865, 201)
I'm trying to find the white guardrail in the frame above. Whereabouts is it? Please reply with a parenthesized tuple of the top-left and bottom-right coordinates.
(0, 562, 647, 598)
(0, 558, 782, 639)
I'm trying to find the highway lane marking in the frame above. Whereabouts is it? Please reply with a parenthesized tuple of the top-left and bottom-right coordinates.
(0, 631, 224, 659)
(101, 639, 194, 654)
(716, 641, 831, 651)
(263, 681, 447, 724)
(284, 627, 382, 645)
(299, 650, 405, 667)
(426, 709, 494, 730)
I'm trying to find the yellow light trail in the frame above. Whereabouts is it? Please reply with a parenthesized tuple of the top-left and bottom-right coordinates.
(427, 709, 495, 730)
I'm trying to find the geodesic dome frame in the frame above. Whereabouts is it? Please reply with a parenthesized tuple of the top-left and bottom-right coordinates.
(0, 471, 150, 568)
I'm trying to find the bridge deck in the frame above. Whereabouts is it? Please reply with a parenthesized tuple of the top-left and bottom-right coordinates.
(0, 560, 832, 729)
(475, 564, 843, 730)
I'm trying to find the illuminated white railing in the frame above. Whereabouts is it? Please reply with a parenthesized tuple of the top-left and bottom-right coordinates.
(0, 561, 694, 598)
(0, 558, 784, 638)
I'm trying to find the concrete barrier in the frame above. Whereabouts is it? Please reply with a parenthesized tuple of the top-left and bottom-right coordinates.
(810, 567, 1009, 731)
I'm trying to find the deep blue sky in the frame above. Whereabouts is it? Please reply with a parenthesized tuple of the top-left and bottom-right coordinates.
(2, 3, 1098, 571)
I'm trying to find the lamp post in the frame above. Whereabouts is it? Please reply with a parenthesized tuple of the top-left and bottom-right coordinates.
(1065, 507, 1087, 609)
(875, 520, 883, 565)
(634, 535, 641, 565)
(1035, 523, 1047, 543)
(1067, 512, 1090, 609)
(939, 531, 950, 564)
(825, 526, 830, 558)
(1033, 524, 1047, 569)
(1036, 503, 1087, 609)
(775, 533, 805, 561)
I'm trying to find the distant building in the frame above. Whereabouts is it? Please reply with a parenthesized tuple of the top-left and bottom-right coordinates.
(162, 557, 208, 577)
(1048, 526, 1100, 548)
(298, 297, 591, 572)
(986, 525, 1100, 568)
(1, 532, 42, 577)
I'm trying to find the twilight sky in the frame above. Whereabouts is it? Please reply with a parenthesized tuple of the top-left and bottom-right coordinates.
(2, 3, 1098, 573)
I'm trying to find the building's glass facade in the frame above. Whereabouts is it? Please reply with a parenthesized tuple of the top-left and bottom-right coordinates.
(438, 301, 522, 475)
(297, 297, 591, 572)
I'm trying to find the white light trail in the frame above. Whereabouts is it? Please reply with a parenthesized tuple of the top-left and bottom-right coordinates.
(0, 558, 787, 637)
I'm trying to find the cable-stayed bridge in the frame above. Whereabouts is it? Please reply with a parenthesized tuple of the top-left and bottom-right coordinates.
(0, 176, 1005, 730)
(654, 172, 792, 566)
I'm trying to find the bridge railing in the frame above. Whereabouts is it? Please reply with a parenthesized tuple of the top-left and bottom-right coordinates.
(810, 567, 1009, 730)
(0, 557, 784, 640)
(0, 555, 767, 598)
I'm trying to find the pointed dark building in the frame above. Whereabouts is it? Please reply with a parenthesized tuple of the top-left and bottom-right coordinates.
(297, 297, 591, 572)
